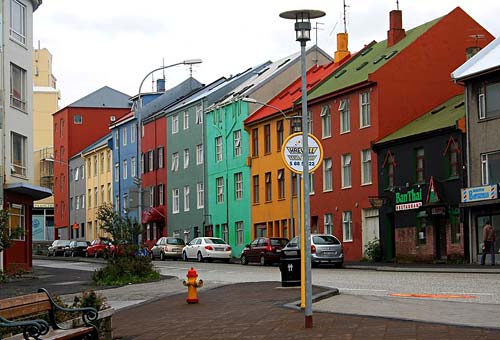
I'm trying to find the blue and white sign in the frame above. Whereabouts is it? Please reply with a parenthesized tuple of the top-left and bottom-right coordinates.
(461, 185, 498, 203)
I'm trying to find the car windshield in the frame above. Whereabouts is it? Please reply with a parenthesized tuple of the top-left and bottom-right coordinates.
(206, 238, 227, 245)
(312, 235, 340, 245)
(76, 242, 88, 247)
(167, 238, 185, 245)
(271, 239, 289, 247)
(56, 240, 70, 246)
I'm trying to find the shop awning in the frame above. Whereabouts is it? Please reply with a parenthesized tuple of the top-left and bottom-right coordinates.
(142, 206, 166, 224)
(4, 183, 52, 201)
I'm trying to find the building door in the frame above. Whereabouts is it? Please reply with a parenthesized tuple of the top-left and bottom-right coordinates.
(362, 209, 379, 256)
(434, 217, 447, 260)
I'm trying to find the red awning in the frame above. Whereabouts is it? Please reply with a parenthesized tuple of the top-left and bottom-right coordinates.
(142, 206, 166, 224)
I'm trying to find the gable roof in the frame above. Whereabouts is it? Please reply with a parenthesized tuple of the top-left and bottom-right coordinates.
(307, 16, 441, 101)
(376, 94, 464, 144)
(451, 37, 500, 81)
(140, 77, 204, 120)
(68, 86, 131, 108)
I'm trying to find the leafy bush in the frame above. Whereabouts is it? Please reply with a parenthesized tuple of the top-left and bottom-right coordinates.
(72, 289, 109, 311)
(92, 256, 159, 286)
(364, 238, 382, 262)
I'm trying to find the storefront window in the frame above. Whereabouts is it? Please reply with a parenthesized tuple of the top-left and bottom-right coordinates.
(416, 214, 428, 245)
(477, 215, 500, 254)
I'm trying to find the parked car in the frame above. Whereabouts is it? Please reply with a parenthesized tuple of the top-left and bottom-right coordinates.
(150, 237, 185, 261)
(240, 237, 289, 266)
(64, 240, 90, 257)
(283, 234, 344, 268)
(86, 237, 112, 258)
(182, 237, 232, 263)
(47, 240, 71, 256)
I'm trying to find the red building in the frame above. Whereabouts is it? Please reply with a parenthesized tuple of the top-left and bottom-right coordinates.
(305, 7, 493, 261)
(53, 86, 130, 238)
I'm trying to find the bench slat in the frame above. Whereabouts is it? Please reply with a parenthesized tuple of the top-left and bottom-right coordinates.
(0, 293, 52, 319)
(5, 326, 95, 340)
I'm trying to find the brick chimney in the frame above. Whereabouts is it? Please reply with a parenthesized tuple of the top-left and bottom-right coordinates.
(334, 32, 350, 63)
(387, 10, 406, 47)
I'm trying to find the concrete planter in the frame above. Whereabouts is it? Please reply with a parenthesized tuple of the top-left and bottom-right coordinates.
(61, 307, 115, 340)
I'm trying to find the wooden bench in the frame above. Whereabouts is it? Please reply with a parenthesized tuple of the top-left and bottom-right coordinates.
(0, 288, 98, 340)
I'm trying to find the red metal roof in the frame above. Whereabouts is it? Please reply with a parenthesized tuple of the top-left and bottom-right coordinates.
(244, 56, 351, 125)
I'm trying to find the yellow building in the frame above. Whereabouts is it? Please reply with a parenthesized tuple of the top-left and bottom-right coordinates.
(82, 138, 113, 241)
(32, 48, 60, 240)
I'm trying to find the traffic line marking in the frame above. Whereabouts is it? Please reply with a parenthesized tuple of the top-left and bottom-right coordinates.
(390, 293, 478, 299)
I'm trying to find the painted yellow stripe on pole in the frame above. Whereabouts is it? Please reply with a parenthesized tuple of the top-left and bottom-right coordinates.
(300, 177, 305, 309)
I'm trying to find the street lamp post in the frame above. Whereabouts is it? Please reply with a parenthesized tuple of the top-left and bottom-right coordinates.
(279, 8, 325, 329)
(135, 59, 202, 243)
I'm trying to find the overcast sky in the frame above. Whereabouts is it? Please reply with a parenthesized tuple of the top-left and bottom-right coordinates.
(33, 0, 500, 108)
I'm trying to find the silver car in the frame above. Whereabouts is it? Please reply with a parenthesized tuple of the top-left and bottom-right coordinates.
(284, 234, 343, 268)
(150, 237, 185, 261)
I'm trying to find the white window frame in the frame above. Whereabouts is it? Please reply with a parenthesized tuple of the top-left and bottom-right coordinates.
(196, 144, 203, 165)
(235, 172, 243, 200)
(148, 151, 154, 172)
(172, 114, 179, 134)
(195, 105, 203, 124)
(114, 163, 119, 182)
(172, 189, 179, 213)
(131, 124, 136, 143)
(11, 132, 27, 177)
(197, 182, 204, 209)
(107, 184, 112, 202)
(74, 115, 83, 124)
(122, 127, 127, 146)
(342, 154, 352, 188)
(158, 147, 164, 168)
(323, 158, 332, 191)
(216, 136, 223, 162)
(159, 184, 164, 206)
(184, 148, 190, 169)
(360, 92, 371, 128)
(76, 196, 80, 210)
(184, 185, 190, 212)
(81, 194, 85, 208)
(131, 157, 136, 177)
(10, 0, 26, 45)
(234, 130, 242, 157)
(122, 159, 128, 179)
(216, 177, 224, 204)
(149, 187, 154, 207)
(309, 173, 315, 195)
(183, 111, 189, 130)
(8, 203, 25, 241)
(481, 151, 500, 185)
(321, 105, 331, 138)
(342, 211, 353, 242)
(479, 93, 486, 119)
(324, 213, 333, 235)
(171, 152, 179, 172)
(236, 221, 244, 245)
(339, 99, 350, 133)
(307, 111, 313, 134)
(361, 149, 372, 185)
(114, 130, 119, 150)
(10, 63, 26, 111)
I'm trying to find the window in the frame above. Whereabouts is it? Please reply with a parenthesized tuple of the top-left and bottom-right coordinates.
(292, 173, 298, 197)
(415, 148, 425, 183)
(107, 151, 111, 172)
(94, 156, 98, 177)
(233, 130, 241, 157)
(81, 165, 85, 179)
(361, 149, 372, 185)
(342, 211, 353, 242)
(216, 177, 224, 204)
(76, 196, 80, 210)
(148, 151, 154, 172)
(253, 175, 260, 204)
(481, 151, 500, 185)
(276, 120, 284, 151)
(172, 114, 179, 133)
(342, 154, 352, 188)
(197, 182, 204, 209)
(131, 157, 136, 177)
(236, 221, 244, 245)
(195, 105, 203, 124)
(307, 111, 313, 134)
(264, 124, 271, 154)
(141, 153, 145, 174)
(81, 194, 85, 208)
(123, 194, 128, 212)
(122, 160, 128, 179)
(196, 144, 203, 165)
(158, 147, 164, 168)
(235, 172, 243, 200)
(131, 124, 136, 143)
(171, 152, 179, 172)
(74, 167, 79, 181)
(183, 149, 189, 169)
(114, 130, 119, 150)
(324, 214, 333, 235)
(149, 187, 154, 207)
(101, 185, 105, 204)
(70, 197, 74, 211)
(100, 153, 104, 174)
(8, 203, 25, 241)
(479, 82, 500, 119)
(265, 172, 272, 202)
(183, 111, 189, 130)
(158, 184, 164, 206)
(114, 196, 119, 212)
(252, 128, 259, 157)
(114, 163, 119, 182)
(172, 189, 179, 213)
(309, 173, 315, 194)
(383, 152, 395, 188)
(10, 0, 26, 44)
(360, 92, 371, 128)
(215, 136, 223, 162)
(10, 63, 26, 110)
(122, 127, 127, 146)
(321, 105, 331, 138)
(339, 99, 350, 133)
(11, 132, 26, 177)
(74, 115, 82, 124)
(88, 189, 92, 208)
(94, 187, 98, 207)
(278, 169, 285, 199)
(107, 184, 111, 202)
(444, 137, 460, 178)
(323, 158, 332, 191)
(184, 186, 190, 212)
(222, 224, 229, 243)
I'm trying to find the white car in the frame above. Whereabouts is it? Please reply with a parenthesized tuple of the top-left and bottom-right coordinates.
(182, 237, 232, 263)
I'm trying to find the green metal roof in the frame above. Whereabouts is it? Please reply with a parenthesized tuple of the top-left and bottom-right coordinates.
(307, 16, 441, 101)
(377, 94, 465, 143)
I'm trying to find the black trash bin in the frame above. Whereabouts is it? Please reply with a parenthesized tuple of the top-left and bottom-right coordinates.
(280, 248, 301, 287)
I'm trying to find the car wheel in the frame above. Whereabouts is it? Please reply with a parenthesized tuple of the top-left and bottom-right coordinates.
(160, 252, 165, 261)
(71, 251, 76, 257)
(197, 252, 204, 263)
(260, 255, 266, 266)
(64, 252, 68, 257)
(240, 255, 248, 265)
(182, 252, 188, 262)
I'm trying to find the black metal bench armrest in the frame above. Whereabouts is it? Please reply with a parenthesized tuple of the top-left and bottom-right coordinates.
(0, 316, 50, 340)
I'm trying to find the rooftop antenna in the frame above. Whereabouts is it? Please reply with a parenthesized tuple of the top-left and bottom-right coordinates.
(162, 58, 166, 80)
(343, 0, 349, 33)
(151, 73, 155, 92)
(313, 21, 324, 65)
(396, 0, 400, 10)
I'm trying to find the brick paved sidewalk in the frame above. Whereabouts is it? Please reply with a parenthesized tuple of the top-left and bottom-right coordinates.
(113, 282, 500, 340)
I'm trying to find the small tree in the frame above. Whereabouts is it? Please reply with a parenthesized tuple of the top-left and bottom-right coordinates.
(96, 203, 140, 246)
(0, 209, 24, 253)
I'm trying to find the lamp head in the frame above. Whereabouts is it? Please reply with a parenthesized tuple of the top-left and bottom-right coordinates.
(279, 9, 325, 43)
(183, 58, 203, 65)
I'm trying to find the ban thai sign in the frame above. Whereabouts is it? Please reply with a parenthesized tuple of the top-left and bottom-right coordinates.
(281, 132, 323, 174)
(461, 185, 498, 203)
(395, 188, 423, 211)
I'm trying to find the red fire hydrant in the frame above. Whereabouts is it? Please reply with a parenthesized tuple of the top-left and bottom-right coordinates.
(183, 267, 203, 304)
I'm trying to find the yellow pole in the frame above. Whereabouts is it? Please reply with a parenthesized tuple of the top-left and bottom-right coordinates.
(300, 177, 305, 309)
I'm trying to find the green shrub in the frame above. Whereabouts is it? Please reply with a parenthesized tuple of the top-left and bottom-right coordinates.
(92, 256, 159, 286)
(364, 238, 382, 262)
(72, 289, 108, 311)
